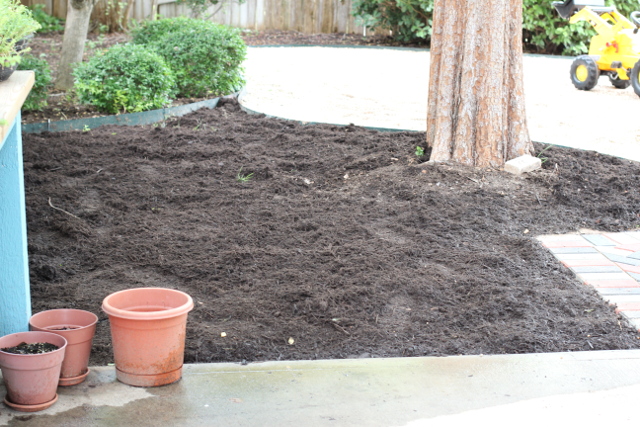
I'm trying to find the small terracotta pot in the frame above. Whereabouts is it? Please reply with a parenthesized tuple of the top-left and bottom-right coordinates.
(102, 288, 194, 387)
(0, 331, 67, 412)
(29, 309, 98, 386)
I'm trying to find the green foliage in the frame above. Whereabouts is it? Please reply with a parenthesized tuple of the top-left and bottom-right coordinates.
(28, 4, 64, 33)
(351, 0, 640, 55)
(135, 20, 247, 98)
(352, 0, 433, 43)
(415, 146, 424, 157)
(73, 43, 176, 114)
(522, 0, 588, 55)
(0, 0, 41, 67)
(17, 54, 52, 111)
(235, 167, 254, 182)
(130, 17, 213, 45)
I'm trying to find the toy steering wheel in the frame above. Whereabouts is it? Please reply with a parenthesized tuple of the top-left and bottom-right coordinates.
(632, 11, 640, 27)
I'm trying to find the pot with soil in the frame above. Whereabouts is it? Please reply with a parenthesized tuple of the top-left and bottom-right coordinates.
(0, 331, 67, 412)
(29, 309, 98, 386)
(102, 287, 194, 387)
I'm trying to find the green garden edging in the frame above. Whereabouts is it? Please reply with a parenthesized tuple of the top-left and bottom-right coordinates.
(21, 92, 240, 134)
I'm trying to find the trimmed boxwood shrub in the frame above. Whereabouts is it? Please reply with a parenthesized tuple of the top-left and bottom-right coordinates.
(73, 43, 176, 114)
(130, 16, 213, 45)
(17, 54, 52, 111)
(143, 22, 247, 98)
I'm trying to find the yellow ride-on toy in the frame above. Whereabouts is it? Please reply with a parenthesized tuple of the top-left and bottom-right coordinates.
(552, 0, 640, 97)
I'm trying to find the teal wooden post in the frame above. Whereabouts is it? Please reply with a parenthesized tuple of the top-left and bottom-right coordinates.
(0, 71, 34, 336)
(0, 114, 31, 336)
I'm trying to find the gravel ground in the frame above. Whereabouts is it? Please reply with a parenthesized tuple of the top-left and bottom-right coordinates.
(240, 47, 640, 161)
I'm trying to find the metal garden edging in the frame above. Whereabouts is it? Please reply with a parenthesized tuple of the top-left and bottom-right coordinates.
(21, 92, 240, 134)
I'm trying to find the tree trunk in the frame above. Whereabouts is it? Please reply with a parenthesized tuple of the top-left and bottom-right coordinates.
(426, 0, 533, 168)
(55, 0, 96, 91)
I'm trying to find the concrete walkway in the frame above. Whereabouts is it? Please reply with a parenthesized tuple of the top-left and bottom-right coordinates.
(240, 46, 640, 162)
(4, 47, 640, 425)
(3, 351, 640, 426)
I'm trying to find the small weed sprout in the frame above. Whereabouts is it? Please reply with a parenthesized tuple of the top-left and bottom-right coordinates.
(82, 124, 91, 132)
(415, 146, 425, 157)
(236, 167, 254, 183)
(537, 144, 553, 164)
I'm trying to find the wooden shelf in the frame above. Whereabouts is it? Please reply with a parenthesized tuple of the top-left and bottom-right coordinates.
(0, 70, 35, 146)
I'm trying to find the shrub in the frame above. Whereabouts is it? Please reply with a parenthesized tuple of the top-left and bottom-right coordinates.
(141, 22, 247, 98)
(73, 43, 176, 114)
(351, 0, 433, 44)
(351, 0, 640, 55)
(16, 54, 52, 111)
(28, 4, 64, 33)
(130, 17, 214, 45)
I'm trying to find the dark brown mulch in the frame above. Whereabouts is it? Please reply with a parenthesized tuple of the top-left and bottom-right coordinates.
(22, 98, 640, 366)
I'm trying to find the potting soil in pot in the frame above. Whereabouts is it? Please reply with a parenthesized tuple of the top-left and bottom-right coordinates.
(1, 342, 59, 354)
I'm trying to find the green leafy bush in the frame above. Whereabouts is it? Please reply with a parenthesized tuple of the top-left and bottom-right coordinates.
(28, 4, 64, 33)
(16, 54, 52, 111)
(73, 44, 176, 114)
(137, 21, 247, 98)
(352, 0, 433, 44)
(351, 0, 640, 54)
(130, 17, 213, 45)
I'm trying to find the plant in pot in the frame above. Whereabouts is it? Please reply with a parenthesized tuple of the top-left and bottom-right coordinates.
(0, 0, 41, 82)
(30, 309, 98, 386)
(0, 331, 67, 412)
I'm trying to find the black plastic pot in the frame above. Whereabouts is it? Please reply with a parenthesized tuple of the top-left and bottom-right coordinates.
(0, 63, 18, 83)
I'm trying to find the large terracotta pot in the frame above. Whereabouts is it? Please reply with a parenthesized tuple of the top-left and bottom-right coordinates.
(29, 309, 98, 386)
(0, 331, 67, 412)
(102, 287, 194, 387)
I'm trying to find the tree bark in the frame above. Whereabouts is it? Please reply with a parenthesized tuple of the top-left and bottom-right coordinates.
(55, 0, 96, 91)
(426, 0, 533, 168)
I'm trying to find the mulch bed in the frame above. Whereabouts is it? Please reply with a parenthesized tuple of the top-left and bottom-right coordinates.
(22, 98, 640, 366)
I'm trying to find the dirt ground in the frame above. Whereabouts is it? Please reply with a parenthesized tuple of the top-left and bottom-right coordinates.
(22, 97, 640, 366)
(18, 30, 640, 365)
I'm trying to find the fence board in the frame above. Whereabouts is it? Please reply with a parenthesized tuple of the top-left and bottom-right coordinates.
(20, 0, 366, 34)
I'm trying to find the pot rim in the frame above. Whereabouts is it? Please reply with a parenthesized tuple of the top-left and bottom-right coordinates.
(102, 287, 194, 320)
(0, 331, 68, 357)
(30, 308, 99, 331)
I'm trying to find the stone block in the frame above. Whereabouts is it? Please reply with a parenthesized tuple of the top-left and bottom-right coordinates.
(504, 155, 541, 175)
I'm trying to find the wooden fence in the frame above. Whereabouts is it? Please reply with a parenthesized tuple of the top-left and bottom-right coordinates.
(20, 0, 367, 34)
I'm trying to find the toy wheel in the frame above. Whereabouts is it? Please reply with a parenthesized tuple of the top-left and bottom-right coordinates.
(608, 73, 631, 89)
(631, 60, 640, 97)
(570, 55, 600, 91)
(631, 11, 640, 27)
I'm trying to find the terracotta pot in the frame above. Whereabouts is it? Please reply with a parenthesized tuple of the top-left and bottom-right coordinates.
(0, 331, 67, 412)
(29, 309, 98, 386)
(102, 288, 194, 387)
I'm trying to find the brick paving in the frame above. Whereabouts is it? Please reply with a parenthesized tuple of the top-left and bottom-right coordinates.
(538, 231, 640, 330)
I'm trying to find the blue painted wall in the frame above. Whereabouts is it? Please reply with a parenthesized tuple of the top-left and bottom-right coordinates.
(0, 113, 32, 336)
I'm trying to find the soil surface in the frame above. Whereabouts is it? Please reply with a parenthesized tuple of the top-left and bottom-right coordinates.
(1, 342, 60, 354)
(23, 98, 640, 366)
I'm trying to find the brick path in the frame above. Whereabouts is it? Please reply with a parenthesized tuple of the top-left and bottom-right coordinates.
(538, 231, 640, 330)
